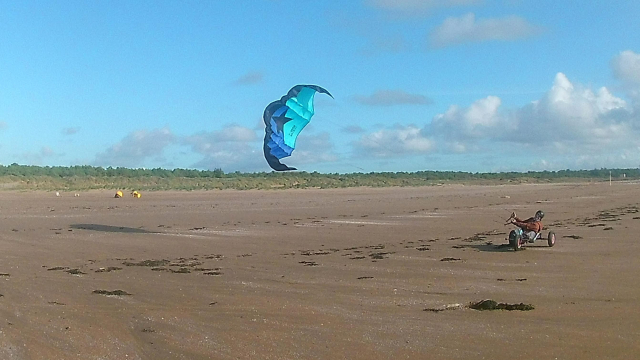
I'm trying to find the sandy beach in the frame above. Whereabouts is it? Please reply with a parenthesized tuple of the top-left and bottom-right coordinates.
(0, 182, 639, 359)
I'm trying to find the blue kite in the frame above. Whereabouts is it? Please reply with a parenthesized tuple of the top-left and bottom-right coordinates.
(263, 85, 333, 171)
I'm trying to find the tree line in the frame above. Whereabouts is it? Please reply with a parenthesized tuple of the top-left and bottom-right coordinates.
(0, 163, 637, 191)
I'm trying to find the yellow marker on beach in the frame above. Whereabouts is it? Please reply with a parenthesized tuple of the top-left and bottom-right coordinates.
(114, 190, 123, 198)
(132, 191, 141, 198)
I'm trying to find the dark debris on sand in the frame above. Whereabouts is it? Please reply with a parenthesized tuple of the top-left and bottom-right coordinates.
(299, 261, 318, 267)
(66, 269, 86, 275)
(423, 303, 464, 312)
(47, 266, 68, 271)
(497, 278, 527, 282)
(123, 259, 170, 267)
(203, 270, 223, 276)
(469, 299, 534, 311)
(463, 234, 487, 242)
(93, 290, 132, 296)
(300, 250, 332, 256)
(369, 252, 393, 260)
(170, 267, 191, 274)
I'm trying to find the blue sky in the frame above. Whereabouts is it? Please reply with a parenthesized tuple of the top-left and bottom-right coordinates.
(1, 0, 639, 173)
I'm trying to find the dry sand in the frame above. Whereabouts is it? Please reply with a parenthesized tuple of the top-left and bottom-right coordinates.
(0, 183, 639, 359)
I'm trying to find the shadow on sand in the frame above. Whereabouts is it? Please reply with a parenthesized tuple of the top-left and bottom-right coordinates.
(460, 243, 514, 253)
(70, 224, 158, 234)
(462, 243, 552, 252)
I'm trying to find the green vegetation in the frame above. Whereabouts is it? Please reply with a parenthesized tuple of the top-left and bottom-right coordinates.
(0, 163, 636, 191)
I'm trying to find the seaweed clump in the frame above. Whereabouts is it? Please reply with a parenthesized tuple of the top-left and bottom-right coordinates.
(469, 299, 534, 311)
(93, 290, 132, 296)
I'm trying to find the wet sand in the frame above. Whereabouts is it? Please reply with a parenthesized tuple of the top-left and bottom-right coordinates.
(0, 183, 639, 359)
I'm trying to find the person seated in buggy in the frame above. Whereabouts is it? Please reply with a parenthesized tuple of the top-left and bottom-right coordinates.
(508, 210, 544, 242)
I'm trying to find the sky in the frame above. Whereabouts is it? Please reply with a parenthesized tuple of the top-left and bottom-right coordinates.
(1, 0, 639, 174)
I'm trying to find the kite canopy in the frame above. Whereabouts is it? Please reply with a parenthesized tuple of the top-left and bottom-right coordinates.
(263, 85, 332, 171)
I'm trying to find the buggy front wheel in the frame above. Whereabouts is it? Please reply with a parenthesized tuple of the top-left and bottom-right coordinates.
(547, 231, 556, 247)
(510, 230, 523, 251)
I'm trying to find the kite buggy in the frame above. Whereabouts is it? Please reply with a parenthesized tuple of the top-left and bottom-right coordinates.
(506, 210, 556, 251)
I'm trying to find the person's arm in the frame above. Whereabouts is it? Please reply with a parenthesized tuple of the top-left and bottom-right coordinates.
(512, 219, 539, 232)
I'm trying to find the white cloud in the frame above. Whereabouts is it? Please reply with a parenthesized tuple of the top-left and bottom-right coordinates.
(520, 73, 631, 145)
(361, 34, 410, 55)
(18, 146, 60, 165)
(355, 125, 434, 157)
(286, 132, 339, 165)
(612, 50, 640, 84)
(429, 13, 540, 48)
(431, 96, 507, 139)
(366, 0, 481, 14)
(184, 126, 257, 148)
(612, 50, 640, 104)
(328, 10, 413, 55)
(40, 146, 55, 157)
(93, 128, 176, 168)
(354, 90, 433, 106)
(62, 127, 80, 135)
(182, 125, 262, 171)
(342, 125, 366, 134)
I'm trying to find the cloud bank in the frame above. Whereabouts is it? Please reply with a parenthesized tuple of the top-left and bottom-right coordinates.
(354, 65, 640, 169)
(182, 125, 262, 171)
(93, 128, 176, 168)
